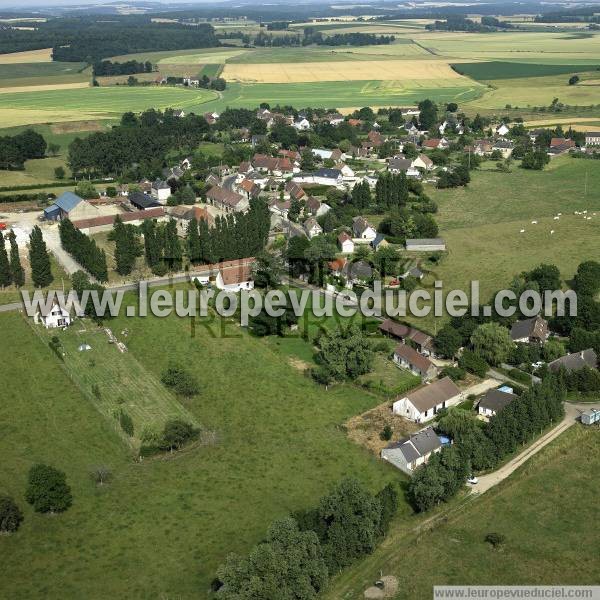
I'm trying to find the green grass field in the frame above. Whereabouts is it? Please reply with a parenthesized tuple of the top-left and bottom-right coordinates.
(0, 62, 89, 88)
(323, 424, 600, 599)
(0, 303, 400, 598)
(0, 86, 218, 119)
(452, 61, 597, 80)
(201, 80, 483, 112)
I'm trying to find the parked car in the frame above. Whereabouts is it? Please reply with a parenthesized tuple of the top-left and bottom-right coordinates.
(467, 476, 479, 485)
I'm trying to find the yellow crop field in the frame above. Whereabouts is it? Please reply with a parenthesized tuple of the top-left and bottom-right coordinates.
(222, 59, 468, 83)
(0, 47, 52, 64)
(158, 49, 249, 65)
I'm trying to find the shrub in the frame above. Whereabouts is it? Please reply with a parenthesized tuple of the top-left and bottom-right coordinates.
(0, 496, 24, 533)
(161, 364, 200, 397)
(160, 419, 198, 451)
(25, 464, 72, 514)
(440, 366, 466, 381)
(119, 410, 134, 436)
(380, 424, 393, 441)
(485, 532, 506, 548)
(458, 349, 489, 378)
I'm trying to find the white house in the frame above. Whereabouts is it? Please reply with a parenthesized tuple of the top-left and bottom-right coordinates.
(151, 180, 172, 204)
(393, 344, 438, 381)
(293, 118, 311, 131)
(338, 231, 355, 254)
(495, 123, 510, 137)
(478, 387, 517, 418)
(381, 427, 443, 475)
(352, 216, 377, 242)
(304, 217, 323, 239)
(35, 302, 71, 329)
(392, 377, 462, 423)
(412, 154, 434, 171)
(191, 258, 255, 293)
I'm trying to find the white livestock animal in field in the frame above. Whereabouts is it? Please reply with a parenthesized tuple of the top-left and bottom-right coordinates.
(520, 229, 525, 233)
(550, 230, 555, 235)
(554, 216, 560, 220)
(531, 220, 538, 224)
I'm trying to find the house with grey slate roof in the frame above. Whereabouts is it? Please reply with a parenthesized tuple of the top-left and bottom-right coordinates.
(381, 426, 443, 475)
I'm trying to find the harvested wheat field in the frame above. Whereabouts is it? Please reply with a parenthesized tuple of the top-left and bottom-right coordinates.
(222, 59, 468, 84)
(0, 47, 53, 64)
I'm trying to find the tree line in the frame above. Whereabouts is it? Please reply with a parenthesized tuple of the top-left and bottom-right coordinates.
(93, 59, 154, 77)
(187, 198, 271, 266)
(0, 230, 25, 288)
(214, 478, 398, 599)
(59, 219, 108, 282)
(0, 129, 47, 170)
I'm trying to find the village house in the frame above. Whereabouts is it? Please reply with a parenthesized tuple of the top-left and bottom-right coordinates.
(548, 349, 598, 372)
(168, 205, 214, 237)
(206, 185, 249, 213)
(371, 233, 389, 251)
(252, 154, 294, 176)
(492, 139, 514, 158)
(510, 316, 549, 344)
(35, 302, 71, 329)
(326, 112, 345, 126)
(406, 238, 446, 252)
(495, 123, 509, 137)
(478, 387, 517, 418)
(548, 137, 576, 156)
(151, 179, 172, 204)
(412, 154, 434, 171)
(293, 117, 311, 131)
(269, 199, 291, 220)
(388, 156, 419, 177)
(393, 377, 462, 423)
(352, 216, 377, 242)
(43, 191, 99, 222)
(236, 178, 262, 200)
(381, 427, 443, 475)
(393, 344, 438, 381)
(305, 196, 330, 217)
(203, 112, 219, 125)
(304, 217, 322, 239)
(338, 231, 355, 254)
(191, 257, 255, 292)
(342, 260, 373, 285)
(379, 318, 434, 355)
(285, 181, 306, 202)
(422, 138, 449, 150)
(584, 131, 600, 146)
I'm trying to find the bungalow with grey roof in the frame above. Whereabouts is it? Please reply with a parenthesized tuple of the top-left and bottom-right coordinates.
(381, 426, 442, 475)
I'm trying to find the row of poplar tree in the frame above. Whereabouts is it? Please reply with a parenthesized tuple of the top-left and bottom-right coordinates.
(0, 226, 53, 289)
(59, 219, 108, 282)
